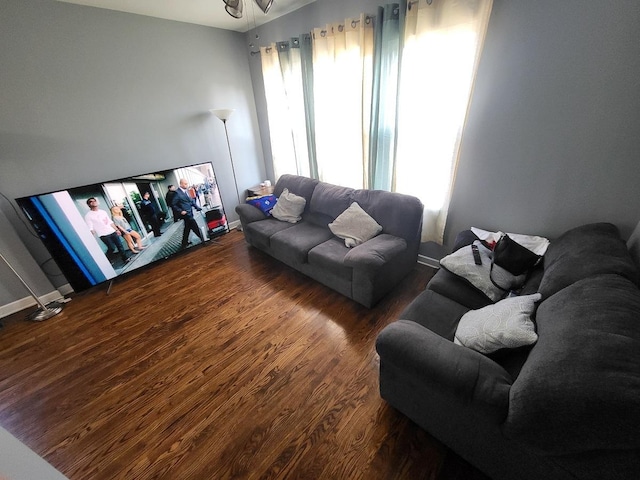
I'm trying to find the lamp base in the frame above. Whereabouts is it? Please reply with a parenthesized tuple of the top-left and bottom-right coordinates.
(28, 303, 63, 322)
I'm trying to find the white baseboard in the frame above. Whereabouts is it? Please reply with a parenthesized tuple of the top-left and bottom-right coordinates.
(0, 289, 67, 320)
(418, 254, 440, 269)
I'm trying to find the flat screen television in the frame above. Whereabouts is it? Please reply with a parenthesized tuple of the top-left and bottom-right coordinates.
(16, 161, 229, 293)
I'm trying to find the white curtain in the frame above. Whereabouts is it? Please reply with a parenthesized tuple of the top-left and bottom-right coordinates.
(395, 0, 493, 243)
(260, 43, 310, 181)
(312, 15, 375, 188)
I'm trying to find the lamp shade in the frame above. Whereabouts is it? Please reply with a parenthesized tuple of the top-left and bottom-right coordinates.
(210, 109, 235, 121)
(254, 0, 274, 14)
(224, 0, 243, 19)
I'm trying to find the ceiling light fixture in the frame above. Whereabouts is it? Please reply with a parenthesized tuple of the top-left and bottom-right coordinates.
(222, 0, 273, 19)
(223, 0, 243, 19)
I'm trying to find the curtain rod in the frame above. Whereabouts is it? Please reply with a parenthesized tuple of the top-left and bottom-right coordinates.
(249, 14, 375, 55)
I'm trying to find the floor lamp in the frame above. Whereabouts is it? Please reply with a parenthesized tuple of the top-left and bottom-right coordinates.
(0, 252, 63, 321)
(210, 108, 243, 230)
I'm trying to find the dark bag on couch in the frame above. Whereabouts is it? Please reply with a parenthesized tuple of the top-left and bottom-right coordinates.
(490, 234, 541, 291)
(493, 234, 541, 275)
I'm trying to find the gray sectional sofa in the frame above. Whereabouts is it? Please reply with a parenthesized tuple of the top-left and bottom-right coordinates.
(376, 223, 640, 480)
(235, 174, 423, 308)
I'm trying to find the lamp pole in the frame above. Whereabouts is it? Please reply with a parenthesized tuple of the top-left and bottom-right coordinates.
(210, 109, 243, 231)
(0, 251, 63, 321)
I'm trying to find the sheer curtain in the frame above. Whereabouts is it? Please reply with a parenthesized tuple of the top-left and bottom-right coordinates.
(395, 0, 493, 243)
(312, 15, 375, 188)
(260, 40, 310, 180)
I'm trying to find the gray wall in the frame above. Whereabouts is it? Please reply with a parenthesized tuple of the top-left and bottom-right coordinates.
(247, 0, 640, 255)
(0, 0, 265, 309)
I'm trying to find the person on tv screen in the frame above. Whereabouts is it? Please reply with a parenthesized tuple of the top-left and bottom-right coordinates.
(172, 178, 204, 249)
(110, 206, 146, 254)
(165, 184, 179, 222)
(140, 191, 163, 237)
(84, 197, 129, 263)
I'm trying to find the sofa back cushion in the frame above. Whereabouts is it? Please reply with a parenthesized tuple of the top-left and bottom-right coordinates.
(274, 174, 319, 214)
(309, 182, 354, 219)
(538, 222, 640, 299)
(503, 274, 640, 454)
(351, 189, 423, 245)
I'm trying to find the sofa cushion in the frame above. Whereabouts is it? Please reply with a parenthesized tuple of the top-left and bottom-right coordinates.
(351, 189, 423, 243)
(399, 289, 470, 340)
(309, 182, 354, 219)
(270, 222, 334, 265)
(244, 218, 295, 250)
(273, 174, 318, 212)
(329, 202, 382, 247)
(308, 238, 352, 281)
(427, 268, 494, 310)
(504, 274, 640, 454)
(454, 293, 541, 354)
(538, 222, 640, 298)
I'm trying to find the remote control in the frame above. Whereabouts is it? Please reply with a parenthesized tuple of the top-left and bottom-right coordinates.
(471, 244, 482, 265)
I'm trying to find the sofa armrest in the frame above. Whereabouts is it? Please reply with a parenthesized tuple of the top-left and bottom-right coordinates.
(376, 320, 512, 421)
(343, 234, 407, 269)
(236, 203, 267, 225)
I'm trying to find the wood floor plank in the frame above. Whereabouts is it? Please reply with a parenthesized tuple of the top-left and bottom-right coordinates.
(0, 230, 489, 480)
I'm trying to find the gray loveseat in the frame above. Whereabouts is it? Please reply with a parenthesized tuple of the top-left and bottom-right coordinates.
(235, 174, 423, 308)
(376, 223, 640, 480)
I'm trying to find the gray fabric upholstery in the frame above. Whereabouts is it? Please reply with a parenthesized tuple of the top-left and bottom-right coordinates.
(627, 219, 640, 269)
(273, 174, 319, 213)
(343, 234, 406, 269)
(270, 222, 333, 265)
(427, 268, 494, 310)
(236, 175, 423, 307)
(243, 218, 294, 250)
(309, 182, 354, 218)
(307, 238, 352, 281)
(377, 223, 640, 480)
(504, 274, 640, 454)
(352, 188, 423, 251)
(539, 222, 640, 298)
(376, 320, 512, 422)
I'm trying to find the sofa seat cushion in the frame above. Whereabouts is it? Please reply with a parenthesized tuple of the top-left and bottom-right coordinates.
(244, 218, 295, 250)
(308, 238, 352, 281)
(400, 289, 470, 340)
(504, 274, 640, 454)
(539, 222, 640, 298)
(270, 222, 335, 265)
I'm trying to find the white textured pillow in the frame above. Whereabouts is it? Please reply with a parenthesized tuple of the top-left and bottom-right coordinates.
(329, 202, 383, 247)
(454, 293, 542, 354)
(272, 188, 306, 223)
(439, 241, 525, 302)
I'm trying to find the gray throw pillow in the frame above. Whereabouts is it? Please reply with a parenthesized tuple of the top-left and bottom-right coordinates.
(439, 241, 525, 302)
(329, 202, 382, 247)
(454, 293, 541, 354)
(272, 188, 306, 223)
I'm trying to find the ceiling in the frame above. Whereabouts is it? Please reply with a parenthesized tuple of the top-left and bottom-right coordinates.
(56, 0, 318, 33)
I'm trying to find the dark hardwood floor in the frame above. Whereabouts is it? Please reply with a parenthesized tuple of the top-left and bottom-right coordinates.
(0, 230, 489, 480)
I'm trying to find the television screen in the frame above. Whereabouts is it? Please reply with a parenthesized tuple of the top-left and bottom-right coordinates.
(16, 161, 229, 292)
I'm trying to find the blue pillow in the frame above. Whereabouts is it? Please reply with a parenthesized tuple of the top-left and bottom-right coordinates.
(246, 194, 277, 216)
